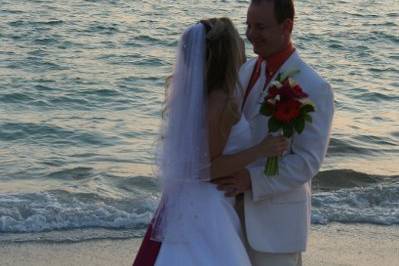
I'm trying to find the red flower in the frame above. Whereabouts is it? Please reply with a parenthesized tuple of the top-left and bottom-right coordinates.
(278, 84, 295, 100)
(274, 99, 301, 123)
(275, 80, 308, 100)
(266, 86, 279, 100)
(292, 84, 308, 98)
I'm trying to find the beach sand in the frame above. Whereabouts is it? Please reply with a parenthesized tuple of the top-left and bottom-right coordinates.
(1, 223, 398, 266)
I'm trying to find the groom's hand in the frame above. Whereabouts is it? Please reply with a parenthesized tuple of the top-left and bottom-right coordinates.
(211, 169, 251, 197)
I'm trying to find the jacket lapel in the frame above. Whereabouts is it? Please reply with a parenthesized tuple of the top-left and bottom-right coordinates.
(242, 62, 266, 119)
(239, 59, 258, 117)
(239, 59, 257, 95)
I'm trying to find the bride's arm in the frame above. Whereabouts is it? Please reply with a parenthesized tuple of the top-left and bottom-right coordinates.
(210, 136, 287, 179)
(207, 91, 287, 179)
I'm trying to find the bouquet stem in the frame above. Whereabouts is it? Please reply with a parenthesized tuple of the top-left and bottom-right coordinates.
(264, 156, 279, 176)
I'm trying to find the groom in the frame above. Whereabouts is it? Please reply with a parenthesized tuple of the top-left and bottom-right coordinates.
(214, 0, 334, 265)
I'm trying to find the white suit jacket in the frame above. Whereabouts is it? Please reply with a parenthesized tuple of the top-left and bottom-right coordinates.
(240, 51, 334, 253)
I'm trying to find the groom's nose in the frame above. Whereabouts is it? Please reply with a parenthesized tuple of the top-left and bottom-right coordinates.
(246, 27, 253, 44)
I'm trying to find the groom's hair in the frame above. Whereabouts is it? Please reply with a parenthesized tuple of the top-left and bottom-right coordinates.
(251, 0, 295, 24)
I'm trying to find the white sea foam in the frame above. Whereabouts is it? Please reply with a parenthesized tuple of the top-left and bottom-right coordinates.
(0, 191, 157, 233)
(1, 182, 398, 236)
(312, 182, 399, 225)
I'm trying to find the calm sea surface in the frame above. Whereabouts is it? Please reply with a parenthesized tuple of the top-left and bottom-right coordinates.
(0, 0, 398, 242)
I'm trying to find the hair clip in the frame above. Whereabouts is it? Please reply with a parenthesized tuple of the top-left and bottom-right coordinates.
(199, 20, 212, 33)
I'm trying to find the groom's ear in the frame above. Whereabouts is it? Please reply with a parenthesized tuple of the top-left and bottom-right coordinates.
(281, 18, 294, 36)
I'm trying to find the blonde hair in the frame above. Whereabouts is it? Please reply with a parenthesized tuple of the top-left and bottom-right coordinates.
(201, 17, 245, 133)
(163, 18, 245, 133)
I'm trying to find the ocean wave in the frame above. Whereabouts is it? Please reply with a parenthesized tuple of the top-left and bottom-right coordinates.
(0, 171, 398, 235)
(312, 169, 397, 192)
(312, 182, 399, 225)
(86, 24, 121, 35)
(0, 93, 35, 104)
(0, 190, 156, 233)
(45, 167, 94, 180)
(327, 137, 394, 156)
(0, 122, 119, 146)
(8, 20, 64, 28)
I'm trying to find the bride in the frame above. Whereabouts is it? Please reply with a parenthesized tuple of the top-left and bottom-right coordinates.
(133, 18, 288, 266)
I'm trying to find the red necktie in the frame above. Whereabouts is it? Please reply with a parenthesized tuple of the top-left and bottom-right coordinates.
(241, 57, 263, 110)
(263, 66, 273, 92)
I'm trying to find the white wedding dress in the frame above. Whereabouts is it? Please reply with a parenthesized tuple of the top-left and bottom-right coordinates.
(155, 115, 253, 266)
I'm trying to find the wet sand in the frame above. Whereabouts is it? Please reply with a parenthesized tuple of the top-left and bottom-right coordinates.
(1, 223, 398, 266)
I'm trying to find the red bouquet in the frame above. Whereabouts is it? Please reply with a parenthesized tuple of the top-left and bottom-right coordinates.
(260, 70, 315, 176)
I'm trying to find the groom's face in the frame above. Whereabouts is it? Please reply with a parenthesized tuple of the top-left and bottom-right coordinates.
(246, 1, 290, 58)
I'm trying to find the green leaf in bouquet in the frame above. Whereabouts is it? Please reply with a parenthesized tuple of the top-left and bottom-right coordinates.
(294, 118, 305, 133)
(304, 114, 313, 123)
(260, 103, 274, 116)
(276, 73, 282, 82)
(268, 117, 281, 132)
(300, 104, 315, 115)
(283, 124, 294, 138)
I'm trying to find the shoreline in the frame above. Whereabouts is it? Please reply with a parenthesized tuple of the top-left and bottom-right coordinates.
(0, 223, 398, 266)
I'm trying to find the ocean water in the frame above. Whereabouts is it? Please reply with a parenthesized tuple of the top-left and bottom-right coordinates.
(0, 0, 398, 242)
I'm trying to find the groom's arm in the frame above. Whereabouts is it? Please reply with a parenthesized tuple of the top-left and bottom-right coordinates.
(248, 83, 334, 202)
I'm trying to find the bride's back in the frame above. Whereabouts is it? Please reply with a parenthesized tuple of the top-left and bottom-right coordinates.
(202, 18, 247, 160)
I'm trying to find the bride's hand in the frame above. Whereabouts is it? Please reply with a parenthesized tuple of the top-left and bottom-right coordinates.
(256, 135, 289, 157)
